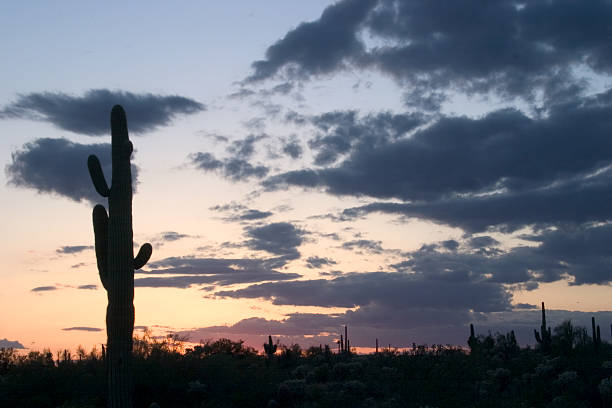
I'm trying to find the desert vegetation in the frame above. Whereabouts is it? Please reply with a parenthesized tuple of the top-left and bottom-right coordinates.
(3, 318, 612, 407)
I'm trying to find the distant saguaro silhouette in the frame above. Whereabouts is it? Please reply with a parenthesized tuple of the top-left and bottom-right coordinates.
(264, 335, 277, 366)
(534, 301, 552, 351)
(88, 105, 152, 408)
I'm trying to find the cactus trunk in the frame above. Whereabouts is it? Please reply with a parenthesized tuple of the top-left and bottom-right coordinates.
(89, 105, 152, 408)
(534, 301, 551, 351)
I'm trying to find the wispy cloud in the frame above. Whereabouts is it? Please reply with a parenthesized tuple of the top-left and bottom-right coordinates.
(61, 327, 103, 332)
(0, 338, 25, 349)
(56, 245, 93, 254)
(135, 256, 300, 289)
(30, 286, 58, 293)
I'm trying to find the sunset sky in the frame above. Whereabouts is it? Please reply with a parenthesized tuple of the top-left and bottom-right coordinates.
(2, 0, 612, 353)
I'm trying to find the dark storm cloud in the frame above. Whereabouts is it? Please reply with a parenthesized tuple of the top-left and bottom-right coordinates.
(215, 270, 511, 312)
(265, 90, 612, 235)
(247, 0, 377, 82)
(30, 286, 57, 292)
(307, 110, 424, 165)
(245, 222, 305, 260)
(394, 223, 612, 286)
(468, 236, 500, 249)
(0, 339, 25, 349)
(6, 138, 139, 203)
(248, 0, 612, 106)
(305, 256, 337, 269)
(267, 95, 612, 203)
(441, 240, 459, 251)
(341, 166, 612, 232)
(135, 256, 300, 289)
(0, 89, 204, 135)
(61, 327, 102, 332)
(56, 245, 93, 254)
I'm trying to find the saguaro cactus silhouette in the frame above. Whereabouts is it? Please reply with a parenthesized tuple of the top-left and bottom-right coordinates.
(264, 335, 277, 367)
(534, 301, 552, 351)
(88, 105, 152, 407)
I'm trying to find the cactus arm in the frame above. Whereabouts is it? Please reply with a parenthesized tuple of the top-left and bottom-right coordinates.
(88, 155, 110, 197)
(534, 329, 542, 343)
(134, 243, 153, 270)
(92, 204, 109, 290)
(597, 325, 601, 343)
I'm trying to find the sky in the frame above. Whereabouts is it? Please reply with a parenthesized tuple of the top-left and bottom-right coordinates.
(2, 0, 612, 353)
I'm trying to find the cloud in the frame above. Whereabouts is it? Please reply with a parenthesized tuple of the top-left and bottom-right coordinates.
(266, 91, 612, 232)
(209, 202, 273, 222)
(268, 95, 612, 202)
(149, 231, 196, 248)
(245, 222, 306, 260)
(191, 133, 272, 182)
(215, 270, 511, 313)
(282, 137, 303, 159)
(341, 168, 612, 233)
(30, 286, 58, 292)
(6, 138, 139, 203)
(159, 231, 190, 242)
(178, 308, 612, 349)
(32, 284, 99, 292)
(391, 223, 612, 286)
(238, 209, 274, 221)
(61, 327, 103, 332)
(227, 134, 268, 159)
(514, 303, 538, 310)
(307, 110, 424, 166)
(190, 152, 269, 181)
(228, 88, 257, 100)
(247, 0, 612, 107)
(71, 263, 87, 269)
(56, 245, 93, 254)
(247, 0, 377, 82)
(441, 240, 459, 251)
(0, 89, 204, 135)
(135, 256, 300, 289)
(468, 236, 500, 249)
(305, 256, 337, 269)
(0, 338, 25, 349)
(341, 239, 384, 254)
